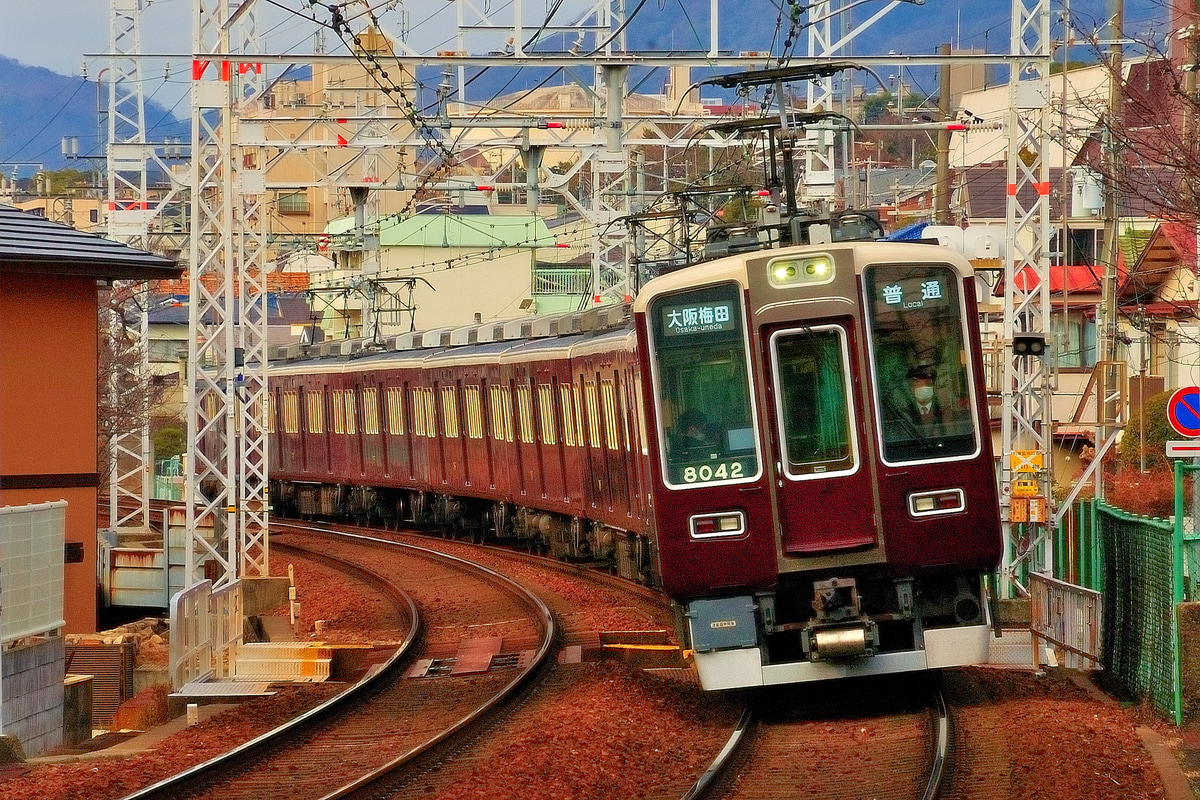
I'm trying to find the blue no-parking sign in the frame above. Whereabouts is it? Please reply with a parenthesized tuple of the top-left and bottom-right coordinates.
(1167, 386, 1200, 438)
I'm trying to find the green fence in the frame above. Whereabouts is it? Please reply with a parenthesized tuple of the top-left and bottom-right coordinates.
(1093, 497, 1182, 724)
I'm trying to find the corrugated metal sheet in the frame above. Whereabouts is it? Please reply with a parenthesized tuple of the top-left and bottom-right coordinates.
(65, 643, 135, 726)
(0, 205, 181, 280)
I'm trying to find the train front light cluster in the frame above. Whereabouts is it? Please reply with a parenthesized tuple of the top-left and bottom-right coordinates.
(767, 254, 834, 288)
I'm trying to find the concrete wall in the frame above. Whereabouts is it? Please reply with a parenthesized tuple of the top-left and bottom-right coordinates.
(1, 636, 65, 758)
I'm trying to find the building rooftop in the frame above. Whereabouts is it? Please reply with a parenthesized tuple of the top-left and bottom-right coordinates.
(0, 205, 181, 280)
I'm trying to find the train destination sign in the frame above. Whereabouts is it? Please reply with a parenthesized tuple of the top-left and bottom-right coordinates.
(661, 301, 737, 337)
(878, 277, 947, 310)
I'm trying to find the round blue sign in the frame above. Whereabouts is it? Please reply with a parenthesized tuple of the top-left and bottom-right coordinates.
(1168, 386, 1200, 438)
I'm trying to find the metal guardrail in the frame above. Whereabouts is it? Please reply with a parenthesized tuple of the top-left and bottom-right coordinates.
(1029, 571, 1102, 671)
(168, 579, 244, 689)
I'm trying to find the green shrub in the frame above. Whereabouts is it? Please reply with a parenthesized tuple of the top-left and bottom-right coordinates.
(153, 425, 186, 461)
(1119, 390, 1175, 472)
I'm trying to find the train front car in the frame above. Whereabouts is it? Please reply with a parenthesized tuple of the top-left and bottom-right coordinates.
(634, 241, 1003, 690)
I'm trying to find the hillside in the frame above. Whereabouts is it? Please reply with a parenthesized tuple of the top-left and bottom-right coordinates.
(0, 55, 188, 175)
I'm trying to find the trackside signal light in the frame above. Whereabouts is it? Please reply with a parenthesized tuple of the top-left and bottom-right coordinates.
(1012, 333, 1046, 357)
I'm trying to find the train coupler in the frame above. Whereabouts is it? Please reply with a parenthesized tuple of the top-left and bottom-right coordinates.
(801, 619, 880, 661)
(802, 577, 879, 660)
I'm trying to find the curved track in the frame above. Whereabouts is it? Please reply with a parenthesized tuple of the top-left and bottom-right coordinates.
(694, 674, 951, 800)
(119, 528, 554, 800)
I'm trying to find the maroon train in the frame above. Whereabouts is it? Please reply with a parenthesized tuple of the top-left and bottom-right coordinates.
(267, 241, 1003, 689)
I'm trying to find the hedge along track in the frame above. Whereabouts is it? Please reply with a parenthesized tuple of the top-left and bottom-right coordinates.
(118, 524, 555, 800)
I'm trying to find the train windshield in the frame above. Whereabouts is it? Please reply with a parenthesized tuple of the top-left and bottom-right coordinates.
(770, 326, 858, 478)
(649, 282, 761, 487)
(864, 263, 979, 464)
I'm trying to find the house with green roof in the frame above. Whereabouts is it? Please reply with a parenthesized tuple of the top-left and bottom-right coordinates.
(313, 211, 589, 336)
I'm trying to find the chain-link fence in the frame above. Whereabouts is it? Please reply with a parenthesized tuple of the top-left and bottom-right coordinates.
(1094, 498, 1181, 722)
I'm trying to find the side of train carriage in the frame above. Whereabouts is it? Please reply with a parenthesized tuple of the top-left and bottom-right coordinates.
(267, 241, 1003, 690)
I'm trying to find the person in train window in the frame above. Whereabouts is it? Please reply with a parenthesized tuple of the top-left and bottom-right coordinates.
(903, 363, 948, 428)
(671, 408, 719, 457)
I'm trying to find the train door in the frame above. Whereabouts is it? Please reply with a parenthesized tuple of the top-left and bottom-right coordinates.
(762, 320, 875, 553)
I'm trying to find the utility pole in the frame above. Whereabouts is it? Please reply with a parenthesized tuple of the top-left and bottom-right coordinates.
(936, 42, 952, 224)
(1096, 0, 1125, 503)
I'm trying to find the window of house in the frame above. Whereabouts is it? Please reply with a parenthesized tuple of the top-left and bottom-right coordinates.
(278, 190, 310, 215)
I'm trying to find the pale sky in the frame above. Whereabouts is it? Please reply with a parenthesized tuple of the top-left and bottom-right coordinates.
(0, 0, 1171, 108)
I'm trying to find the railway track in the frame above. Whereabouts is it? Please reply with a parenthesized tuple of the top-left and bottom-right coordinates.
(118, 526, 554, 800)
(102, 507, 954, 799)
(278, 522, 746, 800)
(693, 674, 951, 800)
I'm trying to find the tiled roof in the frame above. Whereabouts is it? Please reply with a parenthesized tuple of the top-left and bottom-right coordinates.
(152, 271, 311, 295)
(0, 204, 181, 280)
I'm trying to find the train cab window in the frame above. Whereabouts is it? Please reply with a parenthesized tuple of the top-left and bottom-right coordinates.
(648, 282, 761, 487)
(770, 326, 858, 478)
(864, 263, 979, 464)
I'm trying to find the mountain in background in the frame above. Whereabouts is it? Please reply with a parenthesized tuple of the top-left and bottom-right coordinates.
(0, 55, 189, 176)
(0, 0, 1134, 176)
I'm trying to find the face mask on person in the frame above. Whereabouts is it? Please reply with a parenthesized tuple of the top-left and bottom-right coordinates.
(913, 385, 935, 405)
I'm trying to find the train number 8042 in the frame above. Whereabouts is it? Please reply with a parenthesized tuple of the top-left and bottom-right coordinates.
(681, 460, 746, 483)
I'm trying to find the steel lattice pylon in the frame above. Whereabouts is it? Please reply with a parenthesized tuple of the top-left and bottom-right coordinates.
(184, 0, 269, 589)
(999, 0, 1054, 594)
(106, 0, 152, 531)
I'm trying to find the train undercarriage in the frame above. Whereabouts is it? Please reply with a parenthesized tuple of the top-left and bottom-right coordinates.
(680, 568, 994, 689)
(270, 480, 656, 586)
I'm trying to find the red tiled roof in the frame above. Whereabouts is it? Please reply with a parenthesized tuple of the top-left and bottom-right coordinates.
(151, 271, 311, 294)
(998, 263, 1108, 295)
